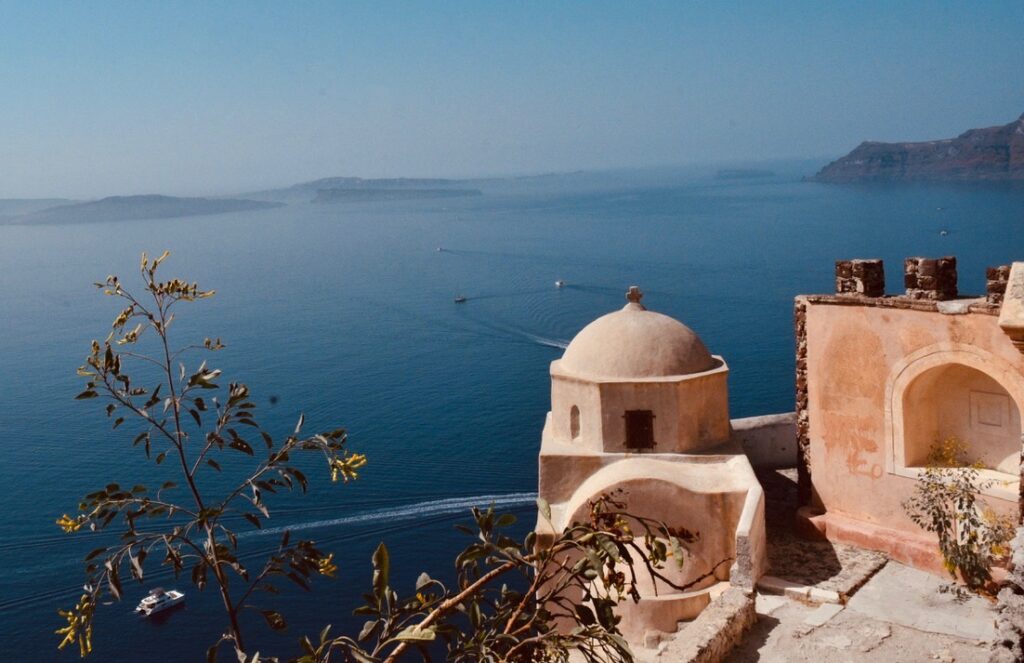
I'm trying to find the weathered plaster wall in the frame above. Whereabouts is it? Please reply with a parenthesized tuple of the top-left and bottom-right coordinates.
(550, 359, 731, 454)
(549, 374, 604, 451)
(731, 412, 796, 468)
(804, 298, 1024, 533)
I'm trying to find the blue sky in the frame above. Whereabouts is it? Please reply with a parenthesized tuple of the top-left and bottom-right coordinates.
(1, 1, 1021, 197)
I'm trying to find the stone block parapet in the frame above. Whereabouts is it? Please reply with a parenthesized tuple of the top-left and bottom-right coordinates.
(835, 259, 885, 297)
(904, 256, 958, 300)
(988, 265, 1012, 305)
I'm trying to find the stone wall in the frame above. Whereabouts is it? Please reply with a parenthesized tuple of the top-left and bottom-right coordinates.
(795, 256, 1009, 526)
(655, 588, 756, 662)
(989, 265, 1012, 306)
(991, 527, 1024, 663)
(835, 259, 885, 297)
(795, 297, 811, 505)
(904, 256, 958, 300)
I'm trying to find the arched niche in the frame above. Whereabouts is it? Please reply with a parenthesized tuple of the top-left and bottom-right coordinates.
(902, 364, 1020, 473)
(886, 343, 1024, 498)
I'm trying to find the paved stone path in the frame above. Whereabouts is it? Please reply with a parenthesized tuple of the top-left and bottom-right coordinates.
(727, 562, 995, 662)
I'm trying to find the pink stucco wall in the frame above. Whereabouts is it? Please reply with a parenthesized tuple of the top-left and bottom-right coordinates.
(804, 299, 1024, 534)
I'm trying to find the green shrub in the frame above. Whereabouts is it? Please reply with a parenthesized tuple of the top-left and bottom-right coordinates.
(903, 437, 1014, 594)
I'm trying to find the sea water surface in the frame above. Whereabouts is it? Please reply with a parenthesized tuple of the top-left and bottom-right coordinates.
(1, 166, 1022, 660)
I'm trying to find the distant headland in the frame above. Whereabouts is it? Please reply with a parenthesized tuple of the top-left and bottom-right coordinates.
(4, 195, 282, 225)
(247, 176, 483, 203)
(312, 188, 481, 203)
(811, 112, 1024, 183)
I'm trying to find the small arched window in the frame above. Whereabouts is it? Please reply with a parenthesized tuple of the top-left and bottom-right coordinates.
(570, 405, 580, 440)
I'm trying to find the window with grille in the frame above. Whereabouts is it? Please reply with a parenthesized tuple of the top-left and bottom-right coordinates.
(624, 410, 655, 450)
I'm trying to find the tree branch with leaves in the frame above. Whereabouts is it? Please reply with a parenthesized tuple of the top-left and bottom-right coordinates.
(56, 252, 365, 659)
(300, 493, 707, 663)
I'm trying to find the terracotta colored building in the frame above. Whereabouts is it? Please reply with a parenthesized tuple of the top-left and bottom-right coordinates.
(797, 258, 1023, 571)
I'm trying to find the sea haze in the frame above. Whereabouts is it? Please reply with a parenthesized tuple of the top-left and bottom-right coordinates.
(1, 164, 1022, 661)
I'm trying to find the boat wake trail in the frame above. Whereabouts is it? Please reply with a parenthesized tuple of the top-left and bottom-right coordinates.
(523, 334, 568, 350)
(461, 315, 569, 350)
(243, 492, 539, 539)
(0, 493, 539, 612)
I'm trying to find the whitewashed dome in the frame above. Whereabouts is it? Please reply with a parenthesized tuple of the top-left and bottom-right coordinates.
(560, 287, 715, 379)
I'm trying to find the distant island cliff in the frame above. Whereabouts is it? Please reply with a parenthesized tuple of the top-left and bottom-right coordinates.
(312, 187, 481, 203)
(247, 177, 484, 203)
(7, 195, 281, 225)
(811, 112, 1024, 183)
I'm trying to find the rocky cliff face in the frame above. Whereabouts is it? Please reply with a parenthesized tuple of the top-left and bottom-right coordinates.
(812, 113, 1024, 183)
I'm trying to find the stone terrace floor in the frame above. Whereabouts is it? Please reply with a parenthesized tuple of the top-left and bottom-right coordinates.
(726, 469, 995, 662)
(728, 563, 994, 662)
(639, 469, 997, 661)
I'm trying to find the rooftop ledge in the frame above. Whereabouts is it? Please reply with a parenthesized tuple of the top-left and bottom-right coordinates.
(798, 293, 1000, 316)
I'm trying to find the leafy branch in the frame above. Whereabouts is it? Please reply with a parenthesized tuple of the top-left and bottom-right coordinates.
(300, 493, 709, 663)
(56, 252, 365, 659)
(903, 437, 1014, 596)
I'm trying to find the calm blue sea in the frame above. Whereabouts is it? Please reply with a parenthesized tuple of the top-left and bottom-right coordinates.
(1, 164, 1022, 661)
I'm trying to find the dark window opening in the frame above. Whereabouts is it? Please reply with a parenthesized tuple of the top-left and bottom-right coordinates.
(570, 405, 581, 440)
(624, 410, 655, 450)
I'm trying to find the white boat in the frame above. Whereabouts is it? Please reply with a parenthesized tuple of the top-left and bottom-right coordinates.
(555, 280, 565, 288)
(454, 295, 467, 303)
(135, 587, 185, 616)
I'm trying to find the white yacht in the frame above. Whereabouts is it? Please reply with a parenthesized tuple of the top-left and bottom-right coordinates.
(555, 280, 565, 288)
(135, 587, 185, 616)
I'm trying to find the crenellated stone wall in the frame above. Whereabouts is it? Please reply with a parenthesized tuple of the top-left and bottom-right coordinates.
(795, 298, 811, 505)
(795, 255, 1014, 540)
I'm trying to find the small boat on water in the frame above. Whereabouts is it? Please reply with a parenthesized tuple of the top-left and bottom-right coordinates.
(555, 280, 565, 288)
(454, 295, 467, 303)
(135, 587, 185, 617)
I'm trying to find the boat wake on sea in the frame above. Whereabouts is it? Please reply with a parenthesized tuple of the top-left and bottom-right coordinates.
(243, 492, 538, 539)
(0, 492, 538, 613)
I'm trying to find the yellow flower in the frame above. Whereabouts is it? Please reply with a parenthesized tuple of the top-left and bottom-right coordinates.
(317, 553, 338, 578)
(56, 514, 84, 534)
(55, 594, 93, 657)
(330, 453, 368, 483)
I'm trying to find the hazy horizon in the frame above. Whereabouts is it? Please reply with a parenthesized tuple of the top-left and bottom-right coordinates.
(2, 1, 1022, 199)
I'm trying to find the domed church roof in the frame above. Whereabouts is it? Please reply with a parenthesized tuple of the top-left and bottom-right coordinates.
(560, 287, 715, 379)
